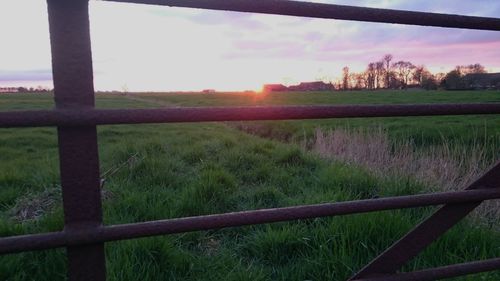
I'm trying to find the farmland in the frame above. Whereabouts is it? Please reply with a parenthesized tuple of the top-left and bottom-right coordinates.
(0, 91, 499, 280)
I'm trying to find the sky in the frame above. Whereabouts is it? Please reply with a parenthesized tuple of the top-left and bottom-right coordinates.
(1, 0, 500, 91)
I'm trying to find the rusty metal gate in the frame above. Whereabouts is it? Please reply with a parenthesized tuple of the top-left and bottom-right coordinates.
(1, 0, 500, 280)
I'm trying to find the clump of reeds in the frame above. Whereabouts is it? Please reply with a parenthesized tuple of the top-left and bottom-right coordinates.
(310, 127, 498, 227)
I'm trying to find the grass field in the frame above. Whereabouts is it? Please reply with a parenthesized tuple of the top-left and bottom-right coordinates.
(0, 91, 499, 280)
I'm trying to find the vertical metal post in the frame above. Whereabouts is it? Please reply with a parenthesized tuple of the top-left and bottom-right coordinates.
(46, 0, 106, 280)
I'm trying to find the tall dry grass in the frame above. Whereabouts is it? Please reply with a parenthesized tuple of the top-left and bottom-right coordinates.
(310, 128, 499, 227)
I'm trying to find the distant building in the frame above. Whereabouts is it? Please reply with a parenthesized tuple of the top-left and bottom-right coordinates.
(288, 81, 335, 91)
(0, 87, 19, 93)
(202, 89, 216, 94)
(263, 84, 288, 93)
(463, 73, 500, 90)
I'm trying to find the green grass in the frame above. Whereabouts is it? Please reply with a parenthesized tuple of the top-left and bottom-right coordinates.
(121, 90, 500, 107)
(0, 92, 499, 280)
(121, 90, 499, 160)
(107, 90, 500, 155)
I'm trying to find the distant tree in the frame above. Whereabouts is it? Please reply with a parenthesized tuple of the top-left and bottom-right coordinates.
(382, 54, 393, 88)
(121, 84, 129, 93)
(353, 73, 367, 90)
(342, 66, 350, 90)
(387, 71, 402, 89)
(468, 63, 487, 74)
(443, 70, 464, 90)
(375, 61, 385, 89)
(443, 64, 487, 90)
(456, 63, 487, 76)
(336, 57, 488, 91)
(434, 73, 446, 86)
(365, 63, 376, 90)
(392, 61, 415, 88)
(421, 71, 438, 90)
(332, 80, 342, 90)
(412, 65, 426, 86)
(36, 85, 48, 92)
(17, 87, 28, 93)
(348, 73, 356, 90)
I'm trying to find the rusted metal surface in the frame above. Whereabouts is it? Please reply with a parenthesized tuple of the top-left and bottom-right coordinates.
(107, 0, 500, 31)
(353, 258, 500, 281)
(0, 188, 499, 254)
(1, 103, 500, 127)
(350, 161, 500, 280)
(47, 0, 106, 280)
(1, 0, 499, 280)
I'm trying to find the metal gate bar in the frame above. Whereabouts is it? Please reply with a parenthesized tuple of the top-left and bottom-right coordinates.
(0, 0, 499, 280)
(351, 258, 500, 281)
(107, 0, 500, 31)
(0, 186, 499, 255)
(1, 103, 500, 127)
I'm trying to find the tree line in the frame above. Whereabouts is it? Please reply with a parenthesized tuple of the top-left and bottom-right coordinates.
(339, 54, 488, 91)
(10, 86, 52, 93)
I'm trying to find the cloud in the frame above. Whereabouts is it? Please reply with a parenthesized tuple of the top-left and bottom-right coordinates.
(220, 0, 500, 70)
(0, 69, 52, 82)
(389, 0, 500, 16)
(188, 11, 267, 30)
(147, 6, 268, 30)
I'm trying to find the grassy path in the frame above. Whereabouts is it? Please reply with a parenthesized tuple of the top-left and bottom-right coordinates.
(123, 93, 178, 108)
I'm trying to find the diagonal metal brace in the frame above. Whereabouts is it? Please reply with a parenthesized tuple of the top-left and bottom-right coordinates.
(350, 160, 500, 280)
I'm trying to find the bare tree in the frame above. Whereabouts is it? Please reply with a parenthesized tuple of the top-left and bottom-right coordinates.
(412, 65, 426, 86)
(421, 71, 438, 90)
(413, 66, 438, 90)
(434, 72, 446, 84)
(382, 54, 393, 88)
(375, 61, 385, 89)
(342, 66, 350, 90)
(354, 73, 366, 90)
(365, 63, 376, 90)
(337, 56, 487, 91)
(392, 60, 415, 88)
(456, 63, 487, 75)
(468, 63, 487, 74)
(387, 71, 401, 89)
(445, 63, 487, 90)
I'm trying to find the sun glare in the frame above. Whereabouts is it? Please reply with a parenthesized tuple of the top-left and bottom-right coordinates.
(253, 86, 264, 94)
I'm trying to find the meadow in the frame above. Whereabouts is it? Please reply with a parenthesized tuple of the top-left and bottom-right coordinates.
(0, 91, 499, 280)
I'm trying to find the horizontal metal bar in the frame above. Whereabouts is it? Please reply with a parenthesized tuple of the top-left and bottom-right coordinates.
(0, 188, 498, 254)
(105, 0, 500, 31)
(350, 160, 500, 279)
(1, 103, 500, 128)
(354, 258, 500, 281)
